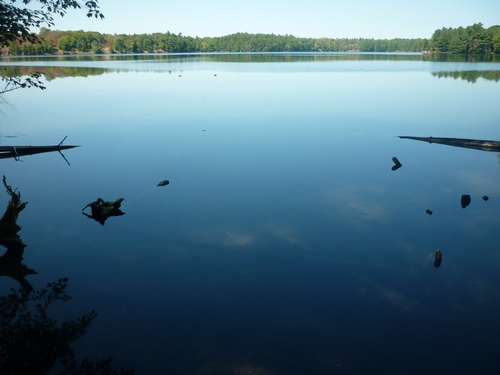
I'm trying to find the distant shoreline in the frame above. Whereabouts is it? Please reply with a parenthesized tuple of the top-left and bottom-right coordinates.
(3, 23, 499, 56)
(3, 29, 429, 56)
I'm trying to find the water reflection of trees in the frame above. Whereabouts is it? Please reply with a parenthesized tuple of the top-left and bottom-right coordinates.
(431, 70, 500, 83)
(2, 53, 500, 82)
(0, 279, 135, 375)
(0, 65, 109, 81)
(422, 53, 500, 63)
(0, 176, 36, 292)
(0, 176, 134, 375)
(1, 51, 498, 64)
(198, 52, 426, 63)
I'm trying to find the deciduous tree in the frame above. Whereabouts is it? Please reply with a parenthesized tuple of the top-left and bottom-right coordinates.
(0, 0, 104, 95)
(0, 0, 104, 47)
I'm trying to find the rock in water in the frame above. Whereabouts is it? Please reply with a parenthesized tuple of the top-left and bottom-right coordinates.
(391, 157, 402, 171)
(157, 180, 170, 186)
(482, 195, 489, 201)
(434, 249, 442, 268)
(461, 194, 471, 208)
(426, 209, 433, 215)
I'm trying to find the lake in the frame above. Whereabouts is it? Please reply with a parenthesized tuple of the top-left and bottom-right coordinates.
(1, 53, 500, 375)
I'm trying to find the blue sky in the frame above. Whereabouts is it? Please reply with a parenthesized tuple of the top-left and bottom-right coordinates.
(42, 0, 499, 39)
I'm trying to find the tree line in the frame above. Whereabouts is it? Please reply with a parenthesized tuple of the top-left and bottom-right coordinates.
(429, 23, 500, 54)
(3, 23, 500, 55)
(5, 28, 427, 55)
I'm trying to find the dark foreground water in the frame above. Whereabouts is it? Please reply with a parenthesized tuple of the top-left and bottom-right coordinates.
(1, 53, 500, 375)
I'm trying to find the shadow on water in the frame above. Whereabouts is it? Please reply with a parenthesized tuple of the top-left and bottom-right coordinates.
(0, 176, 134, 375)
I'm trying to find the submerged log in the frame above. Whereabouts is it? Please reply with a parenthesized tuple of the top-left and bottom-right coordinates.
(82, 198, 125, 225)
(399, 136, 500, 152)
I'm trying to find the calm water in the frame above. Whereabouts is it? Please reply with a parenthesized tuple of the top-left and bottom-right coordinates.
(1, 53, 500, 374)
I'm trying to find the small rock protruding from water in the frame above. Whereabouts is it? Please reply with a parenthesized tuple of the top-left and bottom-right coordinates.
(157, 180, 170, 186)
(426, 209, 433, 215)
(434, 249, 442, 268)
(482, 195, 489, 201)
(391, 156, 402, 171)
(461, 194, 471, 208)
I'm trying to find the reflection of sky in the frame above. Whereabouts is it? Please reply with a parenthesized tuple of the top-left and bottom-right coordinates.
(1, 56, 500, 374)
(4, 68, 500, 138)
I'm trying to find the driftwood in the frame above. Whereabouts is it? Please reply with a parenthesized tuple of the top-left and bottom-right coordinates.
(0, 175, 37, 292)
(399, 136, 500, 152)
(82, 198, 125, 225)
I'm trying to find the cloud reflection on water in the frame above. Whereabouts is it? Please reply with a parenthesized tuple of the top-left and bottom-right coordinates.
(321, 186, 389, 222)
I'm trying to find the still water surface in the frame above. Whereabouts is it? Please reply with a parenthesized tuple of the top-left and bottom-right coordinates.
(1, 53, 500, 374)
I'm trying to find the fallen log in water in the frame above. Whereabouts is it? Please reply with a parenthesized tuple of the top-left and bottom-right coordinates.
(0, 136, 78, 164)
(399, 136, 500, 152)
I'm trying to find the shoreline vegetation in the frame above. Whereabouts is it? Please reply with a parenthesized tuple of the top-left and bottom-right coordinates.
(1, 23, 499, 56)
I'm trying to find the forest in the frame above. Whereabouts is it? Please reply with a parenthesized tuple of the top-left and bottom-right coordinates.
(430, 23, 500, 54)
(2, 23, 499, 55)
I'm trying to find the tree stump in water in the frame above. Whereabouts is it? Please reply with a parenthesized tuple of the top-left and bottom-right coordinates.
(0, 175, 37, 292)
(82, 198, 125, 225)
